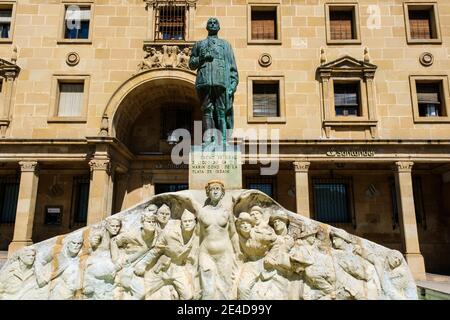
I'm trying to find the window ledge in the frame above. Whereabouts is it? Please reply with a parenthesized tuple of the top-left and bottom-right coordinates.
(0, 39, 13, 44)
(327, 39, 361, 45)
(248, 117, 286, 124)
(407, 39, 442, 45)
(413, 117, 450, 124)
(57, 39, 92, 45)
(324, 119, 378, 126)
(247, 39, 282, 45)
(48, 117, 87, 123)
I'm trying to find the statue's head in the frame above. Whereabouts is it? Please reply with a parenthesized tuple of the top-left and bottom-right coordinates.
(387, 250, 403, 270)
(249, 206, 264, 226)
(269, 210, 289, 235)
(299, 225, 318, 246)
(146, 204, 158, 215)
(141, 212, 158, 233)
(156, 204, 171, 225)
(181, 209, 196, 232)
(106, 217, 122, 236)
(206, 17, 220, 35)
(19, 247, 36, 267)
(65, 234, 84, 257)
(205, 180, 225, 203)
(236, 212, 255, 236)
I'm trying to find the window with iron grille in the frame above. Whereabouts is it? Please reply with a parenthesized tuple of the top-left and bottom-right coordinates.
(312, 178, 354, 224)
(334, 82, 361, 116)
(154, 2, 187, 41)
(64, 5, 91, 40)
(155, 183, 188, 194)
(251, 7, 277, 40)
(246, 176, 276, 199)
(416, 82, 445, 117)
(253, 82, 280, 117)
(409, 9, 434, 39)
(0, 176, 19, 224)
(72, 176, 89, 225)
(329, 8, 355, 40)
(0, 7, 12, 39)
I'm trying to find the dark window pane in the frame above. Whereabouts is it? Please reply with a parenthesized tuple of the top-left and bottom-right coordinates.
(73, 177, 89, 224)
(313, 181, 351, 223)
(0, 177, 19, 224)
(65, 20, 90, 39)
(248, 183, 273, 198)
(413, 177, 426, 229)
(417, 82, 442, 117)
(0, 9, 12, 39)
(155, 184, 188, 194)
(409, 9, 432, 39)
(253, 83, 279, 117)
(334, 83, 360, 116)
(251, 9, 277, 40)
(330, 9, 354, 40)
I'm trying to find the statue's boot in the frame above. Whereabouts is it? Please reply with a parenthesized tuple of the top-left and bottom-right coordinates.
(202, 115, 216, 146)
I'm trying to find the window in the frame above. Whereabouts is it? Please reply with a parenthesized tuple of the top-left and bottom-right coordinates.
(154, 2, 187, 40)
(160, 106, 192, 140)
(404, 3, 441, 44)
(72, 176, 89, 225)
(409, 75, 450, 123)
(416, 82, 444, 117)
(334, 82, 361, 116)
(312, 178, 354, 225)
(155, 183, 188, 194)
(58, 82, 84, 117)
(0, 176, 19, 224)
(325, 3, 361, 44)
(246, 176, 276, 199)
(59, 4, 93, 43)
(317, 56, 378, 138)
(49, 75, 90, 122)
(0, 8, 12, 39)
(253, 83, 279, 117)
(248, 76, 285, 123)
(247, 4, 281, 44)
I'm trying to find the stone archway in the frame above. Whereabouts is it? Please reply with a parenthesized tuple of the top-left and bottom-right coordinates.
(103, 69, 200, 153)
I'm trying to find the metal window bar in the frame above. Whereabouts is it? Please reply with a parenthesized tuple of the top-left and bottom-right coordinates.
(155, 184, 188, 195)
(312, 177, 354, 226)
(251, 9, 276, 40)
(71, 176, 90, 227)
(245, 176, 276, 199)
(155, 2, 187, 41)
(0, 176, 19, 224)
(330, 9, 354, 40)
(334, 83, 360, 116)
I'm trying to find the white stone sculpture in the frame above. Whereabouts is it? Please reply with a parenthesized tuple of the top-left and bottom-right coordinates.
(0, 184, 418, 300)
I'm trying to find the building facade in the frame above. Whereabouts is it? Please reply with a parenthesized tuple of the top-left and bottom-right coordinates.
(0, 0, 449, 279)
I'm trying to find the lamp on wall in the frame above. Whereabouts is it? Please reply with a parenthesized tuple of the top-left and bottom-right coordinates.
(167, 130, 179, 145)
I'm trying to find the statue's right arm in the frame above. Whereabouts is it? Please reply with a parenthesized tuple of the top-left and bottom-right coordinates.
(189, 42, 202, 70)
(134, 236, 166, 275)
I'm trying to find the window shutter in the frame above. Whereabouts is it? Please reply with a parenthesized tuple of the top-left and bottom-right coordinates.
(417, 83, 440, 104)
(251, 10, 276, 40)
(330, 10, 354, 40)
(0, 9, 12, 23)
(409, 10, 432, 39)
(253, 83, 279, 117)
(58, 83, 84, 117)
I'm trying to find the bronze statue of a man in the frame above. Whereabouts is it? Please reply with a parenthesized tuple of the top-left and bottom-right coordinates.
(189, 18, 239, 146)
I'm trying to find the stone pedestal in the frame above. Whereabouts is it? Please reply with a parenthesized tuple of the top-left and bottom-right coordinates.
(87, 159, 112, 225)
(189, 145, 242, 190)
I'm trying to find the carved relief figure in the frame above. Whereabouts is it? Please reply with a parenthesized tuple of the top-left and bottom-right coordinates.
(0, 247, 43, 299)
(197, 180, 240, 299)
(155, 204, 172, 231)
(235, 211, 277, 300)
(138, 47, 162, 70)
(177, 47, 191, 69)
(135, 209, 198, 300)
(113, 212, 160, 299)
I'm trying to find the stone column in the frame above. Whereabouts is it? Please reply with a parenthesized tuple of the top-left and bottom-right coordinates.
(142, 172, 155, 201)
(394, 161, 426, 280)
(293, 161, 311, 218)
(87, 159, 111, 225)
(8, 161, 39, 257)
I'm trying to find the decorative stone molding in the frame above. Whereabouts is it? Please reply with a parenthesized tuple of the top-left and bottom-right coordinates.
(89, 159, 111, 173)
(419, 52, 434, 67)
(99, 116, 109, 137)
(258, 53, 272, 67)
(144, 0, 197, 10)
(66, 52, 80, 66)
(293, 161, 310, 172)
(395, 161, 414, 172)
(19, 161, 39, 172)
(138, 44, 194, 73)
(317, 55, 378, 139)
